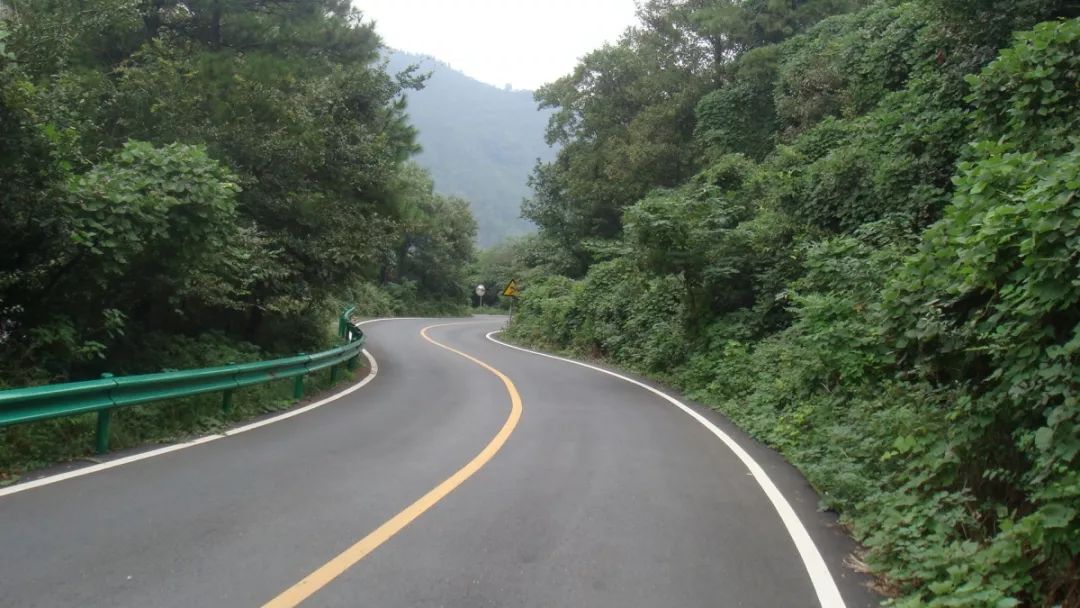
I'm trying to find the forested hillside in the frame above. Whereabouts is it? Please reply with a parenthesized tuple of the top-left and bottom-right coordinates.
(385, 51, 553, 247)
(506, 0, 1080, 604)
(0, 1, 475, 385)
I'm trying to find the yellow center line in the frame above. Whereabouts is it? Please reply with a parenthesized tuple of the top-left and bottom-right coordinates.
(261, 321, 523, 608)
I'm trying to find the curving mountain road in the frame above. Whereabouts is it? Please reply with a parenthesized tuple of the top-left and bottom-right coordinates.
(0, 317, 881, 607)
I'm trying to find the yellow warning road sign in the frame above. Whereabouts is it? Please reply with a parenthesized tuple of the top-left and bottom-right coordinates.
(501, 279, 521, 298)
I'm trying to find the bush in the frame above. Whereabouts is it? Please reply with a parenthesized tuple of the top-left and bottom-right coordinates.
(880, 143, 1080, 605)
(509, 14, 1080, 606)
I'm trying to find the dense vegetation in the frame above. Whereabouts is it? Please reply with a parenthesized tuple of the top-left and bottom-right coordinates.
(506, 0, 1080, 604)
(386, 51, 554, 247)
(0, 1, 475, 474)
(0, 0, 476, 386)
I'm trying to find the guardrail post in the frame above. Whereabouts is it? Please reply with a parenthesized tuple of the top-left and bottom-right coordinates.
(293, 354, 306, 400)
(96, 373, 114, 455)
(347, 352, 358, 371)
(95, 410, 111, 454)
(222, 362, 236, 415)
(329, 364, 340, 384)
(340, 306, 356, 342)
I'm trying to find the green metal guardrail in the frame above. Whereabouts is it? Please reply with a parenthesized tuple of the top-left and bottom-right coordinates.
(0, 308, 365, 455)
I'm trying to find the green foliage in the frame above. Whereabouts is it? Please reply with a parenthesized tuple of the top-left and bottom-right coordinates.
(0, 21, 12, 60)
(689, 0, 870, 54)
(524, 8, 714, 251)
(1, 140, 257, 380)
(764, 1, 973, 232)
(1, 0, 478, 384)
(389, 163, 477, 302)
(682, 223, 915, 506)
(64, 141, 246, 291)
(879, 143, 1080, 605)
(623, 161, 760, 319)
(509, 275, 582, 348)
(927, 0, 1068, 69)
(773, 4, 928, 136)
(513, 3, 1080, 605)
(695, 46, 779, 160)
(466, 237, 534, 308)
(966, 18, 1080, 154)
(512, 260, 687, 372)
(525, 0, 868, 251)
(101, 13, 413, 313)
(1, 2, 478, 471)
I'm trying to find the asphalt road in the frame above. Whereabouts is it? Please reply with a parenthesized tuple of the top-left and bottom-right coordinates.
(0, 316, 881, 607)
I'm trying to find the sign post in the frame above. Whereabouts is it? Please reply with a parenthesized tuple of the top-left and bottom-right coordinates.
(501, 279, 521, 325)
(475, 284, 486, 309)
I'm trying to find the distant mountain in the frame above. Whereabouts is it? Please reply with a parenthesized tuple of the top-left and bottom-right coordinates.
(386, 51, 555, 247)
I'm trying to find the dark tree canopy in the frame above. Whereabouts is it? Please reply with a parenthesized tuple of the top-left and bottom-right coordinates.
(0, 1, 475, 384)
(510, 1, 1080, 604)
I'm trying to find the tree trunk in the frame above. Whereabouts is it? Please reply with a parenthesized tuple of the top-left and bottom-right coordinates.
(245, 304, 263, 342)
(210, 0, 222, 49)
(142, 0, 166, 39)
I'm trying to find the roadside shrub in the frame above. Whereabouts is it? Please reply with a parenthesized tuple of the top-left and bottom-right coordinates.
(880, 144, 1080, 606)
(510, 14, 1080, 607)
(508, 276, 582, 348)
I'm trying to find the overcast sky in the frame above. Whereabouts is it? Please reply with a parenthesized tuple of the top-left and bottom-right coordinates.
(354, 0, 640, 91)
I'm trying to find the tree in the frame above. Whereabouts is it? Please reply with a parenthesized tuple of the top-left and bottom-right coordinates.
(0, 1, 472, 381)
(524, 0, 868, 259)
(386, 164, 477, 302)
(524, 8, 713, 251)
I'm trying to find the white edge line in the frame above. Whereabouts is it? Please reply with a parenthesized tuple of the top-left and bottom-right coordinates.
(223, 349, 378, 437)
(0, 434, 226, 498)
(0, 317, 426, 498)
(484, 330, 848, 608)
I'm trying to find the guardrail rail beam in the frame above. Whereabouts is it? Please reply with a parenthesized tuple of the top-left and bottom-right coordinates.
(0, 307, 366, 455)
